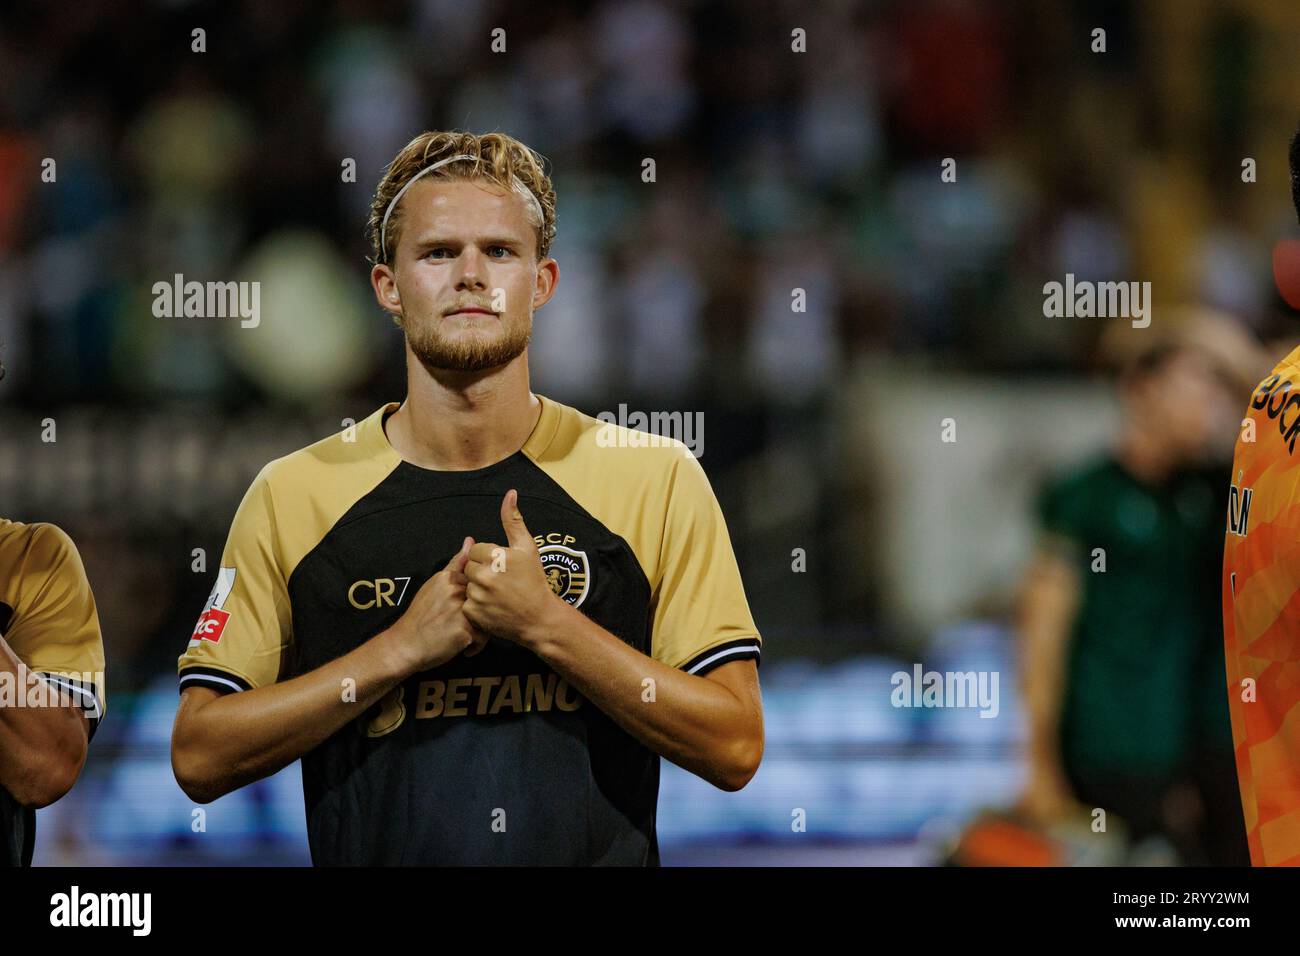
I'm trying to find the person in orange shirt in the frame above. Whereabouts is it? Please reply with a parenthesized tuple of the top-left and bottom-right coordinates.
(1223, 336, 1300, 866)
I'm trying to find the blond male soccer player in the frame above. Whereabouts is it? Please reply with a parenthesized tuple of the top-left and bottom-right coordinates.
(171, 131, 764, 865)
(0, 361, 107, 866)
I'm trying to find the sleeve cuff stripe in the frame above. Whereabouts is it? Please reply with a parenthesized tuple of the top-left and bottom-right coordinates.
(179, 669, 251, 694)
(682, 641, 762, 675)
(33, 674, 103, 719)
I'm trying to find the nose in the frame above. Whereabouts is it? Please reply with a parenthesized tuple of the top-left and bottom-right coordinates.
(454, 247, 489, 293)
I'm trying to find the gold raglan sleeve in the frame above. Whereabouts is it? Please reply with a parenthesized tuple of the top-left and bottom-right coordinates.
(5, 524, 106, 740)
(178, 466, 293, 694)
(650, 451, 762, 677)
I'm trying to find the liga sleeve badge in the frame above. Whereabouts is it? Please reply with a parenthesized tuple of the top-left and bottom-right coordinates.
(190, 567, 237, 644)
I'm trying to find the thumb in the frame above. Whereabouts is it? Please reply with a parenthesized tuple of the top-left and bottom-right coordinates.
(446, 535, 474, 573)
(500, 489, 536, 552)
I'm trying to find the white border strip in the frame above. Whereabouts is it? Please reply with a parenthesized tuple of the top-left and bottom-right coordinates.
(34, 673, 103, 718)
(684, 642, 762, 675)
(179, 672, 246, 694)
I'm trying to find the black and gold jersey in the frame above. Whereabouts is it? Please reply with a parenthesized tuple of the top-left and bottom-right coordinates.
(0, 519, 106, 867)
(178, 394, 761, 865)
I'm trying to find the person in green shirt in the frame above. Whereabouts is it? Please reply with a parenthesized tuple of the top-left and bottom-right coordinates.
(1016, 314, 1260, 865)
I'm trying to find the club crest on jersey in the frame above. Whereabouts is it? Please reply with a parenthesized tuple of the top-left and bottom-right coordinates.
(191, 567, 236, 644)
(538, 543, 590, 607)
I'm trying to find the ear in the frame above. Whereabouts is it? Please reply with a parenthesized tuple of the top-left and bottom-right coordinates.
(531, 257, 559, 312)
(370, 262, 403, 318)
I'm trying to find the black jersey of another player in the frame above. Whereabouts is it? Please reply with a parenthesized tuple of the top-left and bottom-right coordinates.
(177, 396, 761, 865)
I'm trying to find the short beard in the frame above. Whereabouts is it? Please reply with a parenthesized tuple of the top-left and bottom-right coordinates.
(405, 313, 532, 373)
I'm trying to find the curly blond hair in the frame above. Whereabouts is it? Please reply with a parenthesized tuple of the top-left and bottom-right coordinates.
(367, 130, 556, 266)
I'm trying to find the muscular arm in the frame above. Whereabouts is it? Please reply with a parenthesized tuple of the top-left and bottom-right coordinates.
(172, 543, 484, 803)
(0, 635, 89, 808)
(463, 492, 764, 792)
(172, 627, 413, 803)
(530, 600, 763, 792)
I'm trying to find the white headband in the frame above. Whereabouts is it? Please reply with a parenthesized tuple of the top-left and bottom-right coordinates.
(378, 152, 543, 262)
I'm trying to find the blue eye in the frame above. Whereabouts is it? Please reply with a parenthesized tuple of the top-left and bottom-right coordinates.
(488, 246, 510, 258)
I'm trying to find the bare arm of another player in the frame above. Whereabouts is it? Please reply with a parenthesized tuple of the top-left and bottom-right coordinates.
(1014, 546, 1084, 821)
(0, 634, 89, 807)
(172, 541, 485, 803)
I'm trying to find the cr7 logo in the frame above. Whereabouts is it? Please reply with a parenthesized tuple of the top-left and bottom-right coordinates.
(348, 577, 412, 610)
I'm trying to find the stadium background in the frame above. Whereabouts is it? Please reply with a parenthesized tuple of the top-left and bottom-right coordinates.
(1, 0, 1296, 864)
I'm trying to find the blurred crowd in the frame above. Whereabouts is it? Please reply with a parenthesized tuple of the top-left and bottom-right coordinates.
(3, 0, 1298, 410)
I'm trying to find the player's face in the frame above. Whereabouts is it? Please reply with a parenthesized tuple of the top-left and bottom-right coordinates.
(385, 178, 547, 372)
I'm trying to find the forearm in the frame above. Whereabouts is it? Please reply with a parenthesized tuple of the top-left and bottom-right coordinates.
(1020, 629, 1071, 772)
(528, 601, 756, 790)
(0, 636, 87, 806)
(1023, 682, 1064, 772)
(1017, 560, 1078, 771)
(173, 625, 415, 802)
